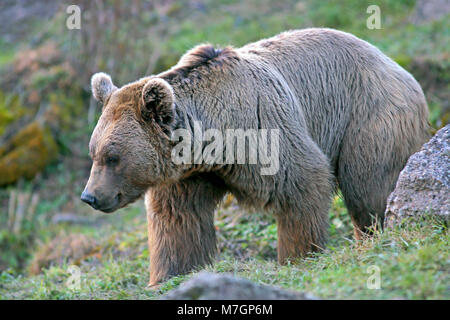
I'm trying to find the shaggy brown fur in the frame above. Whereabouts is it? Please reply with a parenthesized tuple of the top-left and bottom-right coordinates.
(84, 28, 430, 285)
(146, 174, 226, 286)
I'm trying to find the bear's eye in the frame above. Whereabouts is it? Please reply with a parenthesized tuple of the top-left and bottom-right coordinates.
(105, 155, 119, 166)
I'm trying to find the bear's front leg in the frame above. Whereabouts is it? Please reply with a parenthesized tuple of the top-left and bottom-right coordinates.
(145, 176, 226, 286)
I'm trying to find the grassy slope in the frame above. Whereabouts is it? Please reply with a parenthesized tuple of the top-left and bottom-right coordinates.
(0, 0, 449, 299)
(0, 198, 448, 300)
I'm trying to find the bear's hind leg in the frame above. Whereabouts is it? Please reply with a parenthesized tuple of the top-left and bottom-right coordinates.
(337, 109, 429, 239)
(145, 175, 226, 286)
(338, 136, 402, 239)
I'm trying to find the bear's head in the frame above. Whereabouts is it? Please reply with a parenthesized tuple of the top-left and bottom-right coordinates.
(81, 72, 181, 213)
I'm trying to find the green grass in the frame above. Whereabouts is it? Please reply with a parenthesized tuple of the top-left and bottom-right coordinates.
(0, 39, 16, 68)
(0, 198, 448, 300)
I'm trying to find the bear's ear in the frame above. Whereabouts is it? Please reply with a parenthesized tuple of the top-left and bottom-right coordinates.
(91, 72, 117, 104)
(141, 78, 175, 126)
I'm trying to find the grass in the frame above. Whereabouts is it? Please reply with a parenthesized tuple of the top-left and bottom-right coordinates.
(0, 39, 16, 68)
(0, 197, 448, 300)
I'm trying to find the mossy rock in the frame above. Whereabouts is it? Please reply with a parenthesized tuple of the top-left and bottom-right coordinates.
(29, 234, 98, 275)
(0, 91, 27, 136)
(0, 121, 58, 186)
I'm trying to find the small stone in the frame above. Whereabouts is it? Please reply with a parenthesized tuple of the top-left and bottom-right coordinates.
(161, 272, 318, 300)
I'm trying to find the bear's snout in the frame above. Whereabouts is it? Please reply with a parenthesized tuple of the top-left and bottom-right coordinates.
(81, 188, 122, 213)
(80, 191, 98, 209)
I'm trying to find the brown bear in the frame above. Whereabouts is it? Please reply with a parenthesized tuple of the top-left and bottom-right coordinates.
(81, 28, 430, 286)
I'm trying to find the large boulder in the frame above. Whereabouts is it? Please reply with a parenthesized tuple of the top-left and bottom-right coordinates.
(384, 125, 449, 228)
(161, 272, 317, 300)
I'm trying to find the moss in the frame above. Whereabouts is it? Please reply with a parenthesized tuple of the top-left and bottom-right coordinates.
(0, 91, 27, 136)
(45, 91, 85, 132)
(0, 122, 58, 186)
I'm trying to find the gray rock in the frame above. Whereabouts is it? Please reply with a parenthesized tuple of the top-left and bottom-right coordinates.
(161, 272, 318, 300)
(384, 125, 449, 228)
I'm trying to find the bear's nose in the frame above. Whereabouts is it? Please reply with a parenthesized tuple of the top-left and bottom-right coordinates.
(81, 191, 98, 209)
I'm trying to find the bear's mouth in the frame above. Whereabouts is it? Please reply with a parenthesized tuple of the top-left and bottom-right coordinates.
(96, 191, 145, 214)
(99, 206, 118, 213)
(97, 193, 122, 213)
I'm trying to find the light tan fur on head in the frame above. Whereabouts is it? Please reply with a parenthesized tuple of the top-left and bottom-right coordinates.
(91, 72, 117, 103)
(84, 75, 183, 214)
